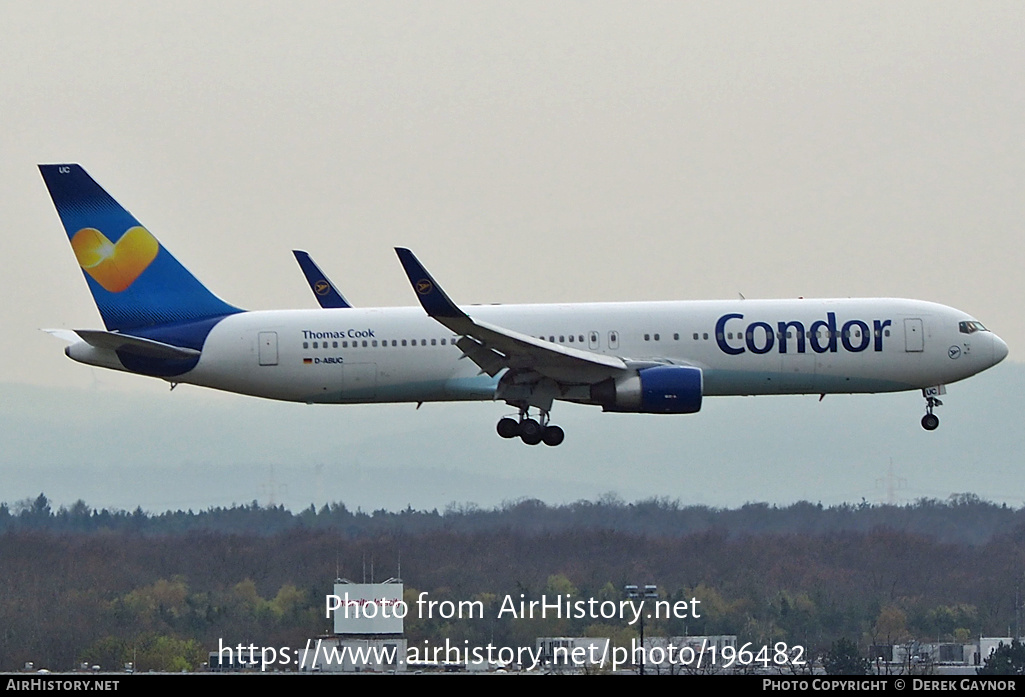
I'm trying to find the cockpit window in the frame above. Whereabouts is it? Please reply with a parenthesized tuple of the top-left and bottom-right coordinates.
(959, 321, 988, 334)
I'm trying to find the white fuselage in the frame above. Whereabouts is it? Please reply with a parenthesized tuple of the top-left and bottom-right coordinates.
(146, 297, 1005, 407)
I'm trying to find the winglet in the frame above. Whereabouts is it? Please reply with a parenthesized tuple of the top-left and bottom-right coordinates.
(292, 250, 353, 309)
(394, 248, 467, 319)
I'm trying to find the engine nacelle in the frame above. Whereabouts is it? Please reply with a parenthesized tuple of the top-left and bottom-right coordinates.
(591, 365, 703, 414)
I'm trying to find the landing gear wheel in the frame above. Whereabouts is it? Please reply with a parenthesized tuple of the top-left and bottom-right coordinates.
(519, 418, 543, 445)
(497, 418, 520, 439)
(542, 425, 565, 447)
(921, 413, 939, 431)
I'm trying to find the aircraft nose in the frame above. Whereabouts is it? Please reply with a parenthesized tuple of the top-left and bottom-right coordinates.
(993, 334, 1009, 365)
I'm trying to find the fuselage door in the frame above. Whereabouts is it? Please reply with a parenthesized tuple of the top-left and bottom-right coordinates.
(258, 331, 279, 366)
(904, 318, 924, 352)
(589, 331, 599, 350)
(608, 330, 619, 351)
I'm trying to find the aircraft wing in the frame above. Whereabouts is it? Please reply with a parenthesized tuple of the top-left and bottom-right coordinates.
(395, 248, 627, 383)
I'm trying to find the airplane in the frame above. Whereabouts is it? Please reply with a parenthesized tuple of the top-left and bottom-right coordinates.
(39, 164, 1009, 446)
(293, 250, 353, 309)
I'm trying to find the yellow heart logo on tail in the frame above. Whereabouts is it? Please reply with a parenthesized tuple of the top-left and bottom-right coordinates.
(70, 226, 160, 293)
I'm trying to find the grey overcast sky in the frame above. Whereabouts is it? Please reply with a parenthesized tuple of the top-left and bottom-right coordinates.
(1, 2, 1023, 513)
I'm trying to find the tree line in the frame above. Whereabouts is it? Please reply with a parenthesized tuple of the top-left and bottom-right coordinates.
(2, 492, 1020, 544)
(1, 492, 1023, 671)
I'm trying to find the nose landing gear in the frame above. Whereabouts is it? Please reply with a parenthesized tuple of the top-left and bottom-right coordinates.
(496, 408, 565, 446)
(921, 387, 944, 431)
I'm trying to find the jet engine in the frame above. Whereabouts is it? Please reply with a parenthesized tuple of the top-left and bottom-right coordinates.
(591, 365, 703, 414)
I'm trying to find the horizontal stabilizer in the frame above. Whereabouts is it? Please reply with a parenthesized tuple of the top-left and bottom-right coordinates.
(73, 330, 201, 360)
(41, 328, 80, 344)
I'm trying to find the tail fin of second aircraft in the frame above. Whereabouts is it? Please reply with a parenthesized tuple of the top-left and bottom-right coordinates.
(292, 250, 353, 309)
(39, 164, 242, 332)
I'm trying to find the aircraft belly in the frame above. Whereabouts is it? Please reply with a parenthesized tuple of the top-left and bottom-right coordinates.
(702, 368, 915, 396)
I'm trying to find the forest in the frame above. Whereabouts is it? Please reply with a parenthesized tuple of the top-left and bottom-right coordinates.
(1, 492, 1023, 672)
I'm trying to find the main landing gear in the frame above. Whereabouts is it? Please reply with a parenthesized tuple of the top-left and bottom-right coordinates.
(921, 388, 943, 431)
(497, 408, 565, 446)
